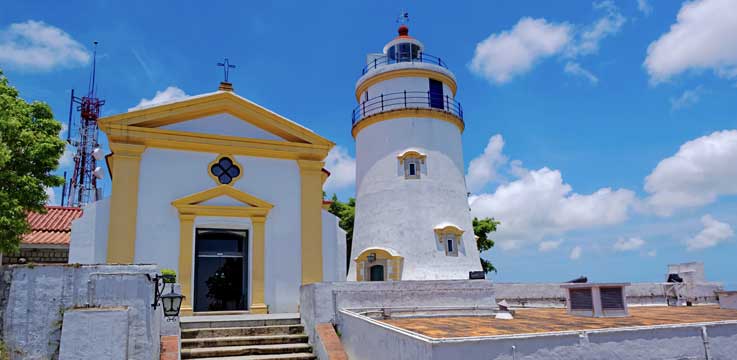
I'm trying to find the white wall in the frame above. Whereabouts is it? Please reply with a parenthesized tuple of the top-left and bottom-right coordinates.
(134, 148, 303, 312)
(349, 117, 481, 281)
(69, 198, 110, 264)
(322, 210, 347, 282)
(160, 113, 284, 141)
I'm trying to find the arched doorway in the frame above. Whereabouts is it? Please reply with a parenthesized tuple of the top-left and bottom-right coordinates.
(369, 265, 385, 281)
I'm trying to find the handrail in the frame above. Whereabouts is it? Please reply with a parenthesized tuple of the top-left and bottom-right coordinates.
(361, 53, 448, 75)
(352, 90, 463, 125)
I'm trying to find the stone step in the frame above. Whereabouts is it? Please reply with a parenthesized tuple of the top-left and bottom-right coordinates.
(182, 324, 306, 339)
(182, 334, 308, 348)
(181, 313, 302, 330)
(181, 343, 313, 359)
(191, 353, 316, 360)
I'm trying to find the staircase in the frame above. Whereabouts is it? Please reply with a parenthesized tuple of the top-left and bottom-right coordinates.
(180, 313, 316, 360)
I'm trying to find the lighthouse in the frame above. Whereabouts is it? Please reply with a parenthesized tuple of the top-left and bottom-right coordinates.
(348, 23, 483, 281)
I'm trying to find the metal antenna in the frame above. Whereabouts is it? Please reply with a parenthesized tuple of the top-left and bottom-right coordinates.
(217, 58, 236, 83)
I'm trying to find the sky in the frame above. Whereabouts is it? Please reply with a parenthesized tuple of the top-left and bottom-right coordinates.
(2, 0, 736, 288)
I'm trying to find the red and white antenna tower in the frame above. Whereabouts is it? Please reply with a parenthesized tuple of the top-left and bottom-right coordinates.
(64, 41, 106, 208)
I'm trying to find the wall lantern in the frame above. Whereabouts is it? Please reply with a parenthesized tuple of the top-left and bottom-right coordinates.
(367, 253, 377, 263)
(149, 274, 185, 319)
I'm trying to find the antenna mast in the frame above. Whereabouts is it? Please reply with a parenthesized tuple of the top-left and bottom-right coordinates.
(66, 41, 106, 208)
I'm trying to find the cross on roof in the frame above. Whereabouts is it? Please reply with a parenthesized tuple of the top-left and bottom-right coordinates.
(217, 58, 236, 83)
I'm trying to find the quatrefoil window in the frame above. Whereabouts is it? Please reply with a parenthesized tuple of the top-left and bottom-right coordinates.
(210, 156, 241, 185)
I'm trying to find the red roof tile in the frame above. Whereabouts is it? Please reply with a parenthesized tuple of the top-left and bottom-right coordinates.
(22, 206, 83, 245)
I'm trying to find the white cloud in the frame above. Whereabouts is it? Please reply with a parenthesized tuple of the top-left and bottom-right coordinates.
(686, 214, 734, 251)
(637, 0, 653, 16)
(646, 249, 657, 257)
(466, 134, 508, 192)
(569, 1, 626, 57)
(570, 246, 583, 260)
(564, 62, 599, 84)
(44, 187, 56, 205)
(644, 130, 737, 216)
(0, 20, 89, 71)
(645, 0, 737, 83)
(59, 146, 75, 167)
(471, 2, 625, 85)
(538, 240, 562, 252)
(670, 87, 704, 110)
(470, 18, 572, 84)
(129, 86, 188, 111)
(469, 136, 636, 249)
(613, 237, 645, 251)
(324, 146, 356, 192)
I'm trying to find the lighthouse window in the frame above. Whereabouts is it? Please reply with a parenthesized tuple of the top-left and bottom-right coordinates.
(445, 234, 458, 256)
(403, 157, 422, 179)
(387, 43, 421, 62)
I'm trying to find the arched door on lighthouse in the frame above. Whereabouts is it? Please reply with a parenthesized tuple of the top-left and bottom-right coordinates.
(369, 264, 385, 281)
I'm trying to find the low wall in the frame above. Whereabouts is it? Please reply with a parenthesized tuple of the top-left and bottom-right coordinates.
(300, 280, 495, 341)
(0, 264, 163, 360)
(494, 282, 722, 308)
(339, 309, 737, 360)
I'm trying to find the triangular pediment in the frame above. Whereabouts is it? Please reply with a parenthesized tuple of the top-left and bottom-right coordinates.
(172, 185, 273, 210)
(99, 91, 333, 146)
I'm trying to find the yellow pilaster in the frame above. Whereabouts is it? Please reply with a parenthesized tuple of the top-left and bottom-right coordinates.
(177, 214, 195, 316)
(297, 160, 324, 284)
(106, 143, 146, 263)
(250, 216, 268, 314)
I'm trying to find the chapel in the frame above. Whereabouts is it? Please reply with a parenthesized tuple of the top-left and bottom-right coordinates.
(69, 82, 347, 315)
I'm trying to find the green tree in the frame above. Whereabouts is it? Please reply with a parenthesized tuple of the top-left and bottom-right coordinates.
(0, 70, 65, 254)
(473, 217, 500, 273)
(327, 193, 355, 272)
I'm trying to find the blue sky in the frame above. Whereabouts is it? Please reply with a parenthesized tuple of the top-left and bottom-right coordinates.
(2, 0, 736, 287)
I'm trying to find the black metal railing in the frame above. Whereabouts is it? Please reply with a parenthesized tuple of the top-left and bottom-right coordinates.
(352, 91, 464, 125)
(361, 53, 448, 75)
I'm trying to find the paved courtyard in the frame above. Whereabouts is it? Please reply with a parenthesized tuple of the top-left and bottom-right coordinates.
(382, 305, 737, 338)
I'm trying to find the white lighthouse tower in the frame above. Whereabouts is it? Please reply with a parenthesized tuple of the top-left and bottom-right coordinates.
(348, 23, 482, 281)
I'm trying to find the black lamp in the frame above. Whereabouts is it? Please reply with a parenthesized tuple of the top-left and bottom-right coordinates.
(160, 286, 185, 318)
(367, 252, 376, 263)
(149, 274, 185, 319)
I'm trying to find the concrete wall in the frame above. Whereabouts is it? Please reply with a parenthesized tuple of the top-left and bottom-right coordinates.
(350, 115, 481, 281)
(338, 308, 737, 360)
(300, 280, 495, 341)
(494, 282, 723, 308)
(0, 264, 162, 360)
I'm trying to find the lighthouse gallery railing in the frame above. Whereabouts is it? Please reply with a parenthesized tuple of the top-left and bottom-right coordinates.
(361, 53, 448, 75)
(351, 91, 464, 125)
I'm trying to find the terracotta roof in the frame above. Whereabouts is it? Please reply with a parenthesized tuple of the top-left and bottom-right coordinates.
(22, 206, 83, 245)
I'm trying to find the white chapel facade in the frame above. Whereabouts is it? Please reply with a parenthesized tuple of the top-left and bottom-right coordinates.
(348, 24, 483, 281)
(69, 86, 347, 315)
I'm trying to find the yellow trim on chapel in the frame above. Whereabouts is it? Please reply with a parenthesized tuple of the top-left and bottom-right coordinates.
(352, 108, 464, 138)
(106, 142, 146, 263)
(298, 160, 325, 284)
(172, 185, 274, 315)
(355, 68, 457, 102)
(99, 91, 333, 147)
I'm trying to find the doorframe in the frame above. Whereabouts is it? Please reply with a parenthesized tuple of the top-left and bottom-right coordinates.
(172, 185, 273, 315)
(193, 226, 250, 312)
